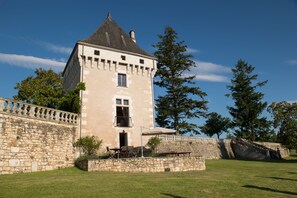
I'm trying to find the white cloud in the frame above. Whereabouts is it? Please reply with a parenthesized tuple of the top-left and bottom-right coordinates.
(194, 74, 230, 82)
(287, 60, 297, 65)
(0, 53, 65, 71)
(37, 41, 72, 54)
(185, 60, 231, 83)
(194, 61, 231, 73)
(186, 47, 200, 54)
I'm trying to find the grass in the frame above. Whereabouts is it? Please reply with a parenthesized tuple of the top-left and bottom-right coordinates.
(0, 157, 296, 198)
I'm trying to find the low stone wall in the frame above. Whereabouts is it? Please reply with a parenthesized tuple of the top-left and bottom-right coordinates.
(76, 157, 205, 172)
(0, 113, 78, 174)
(157, 136, 235, 159)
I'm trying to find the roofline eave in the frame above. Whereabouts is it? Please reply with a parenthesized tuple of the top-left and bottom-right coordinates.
(77, 41, 157, 60)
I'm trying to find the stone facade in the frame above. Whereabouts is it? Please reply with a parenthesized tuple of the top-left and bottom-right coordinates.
(157, 135, 235, 159)
(76, 157, 205, 173)
(0, 100, 78, 174)
(63, 15, 157, 149)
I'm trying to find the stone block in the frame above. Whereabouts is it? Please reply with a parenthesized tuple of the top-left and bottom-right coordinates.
(11, 147, 19, 153)
(9, 159, 20, 166)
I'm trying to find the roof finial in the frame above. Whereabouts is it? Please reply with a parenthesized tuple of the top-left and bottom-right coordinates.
(107, 12, 112, 20)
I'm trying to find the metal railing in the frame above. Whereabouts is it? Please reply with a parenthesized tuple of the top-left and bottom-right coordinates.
(0, 97, 78, 124)
(115, 116, 133, 127)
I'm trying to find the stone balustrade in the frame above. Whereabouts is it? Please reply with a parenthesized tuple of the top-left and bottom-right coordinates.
(0, 97, 78, 124)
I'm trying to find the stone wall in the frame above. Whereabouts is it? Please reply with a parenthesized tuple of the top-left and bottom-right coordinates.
(157, 135, 235, 159)
(76, 157, 205, 173)
(0, 113, 78, 174)
(254, 141, 290, 158)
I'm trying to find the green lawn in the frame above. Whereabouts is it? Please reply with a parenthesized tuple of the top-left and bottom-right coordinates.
(0, 157, 296, 198)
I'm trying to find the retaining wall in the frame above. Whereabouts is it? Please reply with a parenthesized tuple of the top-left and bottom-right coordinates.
(0, 113, 78, 174)
(157, 136, 235, 159)
(76, 157, 205, 173)
(254, 141, 290, 158)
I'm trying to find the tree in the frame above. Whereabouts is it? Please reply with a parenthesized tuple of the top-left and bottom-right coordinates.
(58, 82, 85, 113)
(200, 112, 231, 138)
(14, 68, 64, 109)
(146, 136, 161, 155)
(74, 136, 103, 156)
(153, 27, 208, 134)
(14, 68, 85, 113)
(226, 59, 271, 141)
(268, 102, 297, 150)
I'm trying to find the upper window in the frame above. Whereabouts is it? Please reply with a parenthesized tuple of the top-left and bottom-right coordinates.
(140, 59, 144, 64)
(94, 50, 100, 55)
(118, 73, 127, 87)
(121, 55, 126, 61)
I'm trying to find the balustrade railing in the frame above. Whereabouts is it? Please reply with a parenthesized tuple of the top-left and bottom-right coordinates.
(0, 97, 78, 124)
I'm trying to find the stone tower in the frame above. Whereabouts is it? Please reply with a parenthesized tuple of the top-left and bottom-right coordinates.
(62, 14, 157, 148)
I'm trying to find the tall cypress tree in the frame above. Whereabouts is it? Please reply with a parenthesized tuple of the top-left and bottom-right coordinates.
(154, 27, 207, 134)
(226, 59, 271, 141)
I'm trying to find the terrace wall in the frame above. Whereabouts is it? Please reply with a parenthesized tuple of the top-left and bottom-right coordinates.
(76, 157, 205, 172)
(157, 135, 235, 159)
(0, 98, 78, 174)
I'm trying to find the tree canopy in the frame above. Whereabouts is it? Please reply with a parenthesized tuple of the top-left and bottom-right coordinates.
(14, 68, 85, 113)
(200, 112, 231, 138)
(153, 27, 208, 135)
(58, 82, 85, 113)
(268, 101, 297, 150)
(14, 68, 64, 109)
(226, 59, 271, 141)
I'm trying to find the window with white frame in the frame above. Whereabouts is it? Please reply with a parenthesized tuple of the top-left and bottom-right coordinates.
(116, 98, 130, 127)
(118, 73, 127, 87)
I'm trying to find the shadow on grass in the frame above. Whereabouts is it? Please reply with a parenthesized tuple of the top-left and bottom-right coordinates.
(233, 158, 297, 164)
(288, 172, 297, 174)
(257, 176, 297, 182)
(243, 185, 297, 196)
(161, 193, 186, 198)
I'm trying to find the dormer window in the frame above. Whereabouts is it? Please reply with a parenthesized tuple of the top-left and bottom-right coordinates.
(121, 55, 126, 61)
(140, 59, 144, 64)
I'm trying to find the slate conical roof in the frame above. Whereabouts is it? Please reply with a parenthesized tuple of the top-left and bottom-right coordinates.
(81, 13, 154, 58)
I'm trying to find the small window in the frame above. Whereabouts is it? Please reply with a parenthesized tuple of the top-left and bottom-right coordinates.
(140, 59, 144, 64)
(121, 55, 126, 61)
(94, 50, 100, 55)
(116, 99, 122, 105)
(118, 73, 127, 87)
(123, 100, 129, 105)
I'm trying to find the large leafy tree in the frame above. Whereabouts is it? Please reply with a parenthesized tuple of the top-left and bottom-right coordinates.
(14, 68, 64, 109)
(14, 68, 84, 113)
(58, 82, 85, 113)
(154, 27, 208, 134)
(268, 102, 297, 150)
(200, 112, 231, 138)
(226, 59, 271, 141)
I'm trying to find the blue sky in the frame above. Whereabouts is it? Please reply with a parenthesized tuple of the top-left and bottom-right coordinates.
(0, 0, 297, 135)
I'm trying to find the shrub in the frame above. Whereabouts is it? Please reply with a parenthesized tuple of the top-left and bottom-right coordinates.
(146, 136, 161, 155)
(74, 136, 102, 156)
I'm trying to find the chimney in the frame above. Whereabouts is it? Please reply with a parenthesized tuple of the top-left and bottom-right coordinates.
(129, 30, 136, 43)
